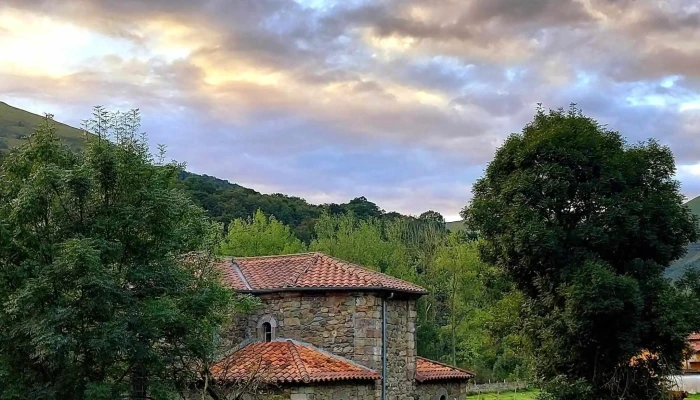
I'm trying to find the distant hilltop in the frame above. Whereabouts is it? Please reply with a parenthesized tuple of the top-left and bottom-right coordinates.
(446, 197, 700, 280)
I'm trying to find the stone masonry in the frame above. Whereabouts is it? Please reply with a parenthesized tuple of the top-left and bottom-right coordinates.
(385, 298, 417, 400)
(231, 291, 418, 400)
(415, 381, 467, 400)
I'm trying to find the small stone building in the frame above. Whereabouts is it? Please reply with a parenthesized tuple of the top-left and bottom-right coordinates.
(211, 252, 473, 399)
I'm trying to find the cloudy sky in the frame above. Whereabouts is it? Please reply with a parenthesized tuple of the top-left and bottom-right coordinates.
(1, 0, 699, 220)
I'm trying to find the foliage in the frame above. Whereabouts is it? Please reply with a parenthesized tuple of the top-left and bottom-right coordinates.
(176, 172, 322, 243)
(464, 105, 700, 399)
(0, 109, 236, 400)
(310, 212, 397, 272)
(218, 209, 306, 256)
(419, 210, 446, 224)
(177, 172, 393, 244)
(425, 234, 532, 380)
(310, 213, 531, 381)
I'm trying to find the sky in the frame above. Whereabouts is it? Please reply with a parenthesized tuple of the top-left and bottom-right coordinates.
(1, 0, 699, 221)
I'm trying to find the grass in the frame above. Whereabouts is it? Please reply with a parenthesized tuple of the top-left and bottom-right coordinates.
(466, 389, 540, 400)
(0, 101, 85, 150)
(445, 220, 465, 232)
(467, 390, 700, 400)
(688, 196, 700, 220)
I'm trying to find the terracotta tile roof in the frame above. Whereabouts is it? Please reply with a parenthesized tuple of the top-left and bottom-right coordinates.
(215, 252, 427, 295)
(690, 333, 700, 341)
(211, 340, 381, 383)
(691, 341, 700, 352)
(415, 357, 474, 383)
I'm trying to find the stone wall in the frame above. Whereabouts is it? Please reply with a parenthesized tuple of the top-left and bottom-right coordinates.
(287, 382, 377, 400)
(187, 382, 376, 400)
(385, 298, 417, 400)
(237, 292, 384, 370)
(415, 381, 467, 400)
(229, 291, 419, 400)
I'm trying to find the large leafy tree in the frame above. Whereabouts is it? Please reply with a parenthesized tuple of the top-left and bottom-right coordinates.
(0, 110, 234, 400)
(217, 209, 306, 257)
(464, 106, 699, 399)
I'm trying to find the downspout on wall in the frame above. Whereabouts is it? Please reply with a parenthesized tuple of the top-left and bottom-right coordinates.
(381, 292, 395, 400)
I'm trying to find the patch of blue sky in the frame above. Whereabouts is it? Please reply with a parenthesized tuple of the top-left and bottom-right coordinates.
(574, 71, 596, 87)
(623, 77, 699, 110)
(661, 75, 682, 88)
(293, 0, 331, 11)
(296, 0, 377, 10)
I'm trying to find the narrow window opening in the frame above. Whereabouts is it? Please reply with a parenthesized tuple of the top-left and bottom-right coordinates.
(439, 396, 446, 400)
(262, 322, 272, 342)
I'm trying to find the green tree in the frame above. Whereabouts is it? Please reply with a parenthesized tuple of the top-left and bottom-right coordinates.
(464, 106, 699, 399)
(218, 209, 306, 256)
(340, 196, 383, 219)
(310, 212, 394, 271)
(0, 110, 235, 400)
(419, 210, 446, 224)
(424, 234, 531, 380)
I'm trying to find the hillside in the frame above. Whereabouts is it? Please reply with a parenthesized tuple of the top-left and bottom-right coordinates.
(666, 195, 700, 279)
(446, 197, 700, 279)
(446, 220, 465, 232)
(0, 101, 85, 150)
(0, 102, 400, 242)
(689, 196, 700, 219)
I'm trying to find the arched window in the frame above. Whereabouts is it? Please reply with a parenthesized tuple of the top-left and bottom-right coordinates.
(257, 315, 277, 342)
(439, 396, 446, 400)
(436, 388, 448, 400)
(262, 322, 272, 342)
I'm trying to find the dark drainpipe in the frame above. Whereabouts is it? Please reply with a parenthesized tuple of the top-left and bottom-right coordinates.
(382, 292, 395, 400)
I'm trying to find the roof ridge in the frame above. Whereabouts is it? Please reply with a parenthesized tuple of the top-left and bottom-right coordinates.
(232, 252, 318, 260)
(417, 356, 475, 375)
(287, 340, 311, 383)
(231, 260, 252, 290)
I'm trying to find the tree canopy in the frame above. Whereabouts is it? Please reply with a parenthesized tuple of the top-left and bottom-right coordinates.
(218, 209, 306, 257)
(464, 105, 700, 399)
(0, 110, 234, 400)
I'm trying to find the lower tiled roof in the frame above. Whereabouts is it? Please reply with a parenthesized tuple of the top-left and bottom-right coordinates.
(211, 340, 380, 384)
(415, 357, 474, 382)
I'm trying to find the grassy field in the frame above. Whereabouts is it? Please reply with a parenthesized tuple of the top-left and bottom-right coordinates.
(467, 390, 700, 400)
(466, 390, 540, 400)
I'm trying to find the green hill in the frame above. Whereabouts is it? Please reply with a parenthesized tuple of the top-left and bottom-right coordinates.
(0, 101, 85, 150)
(0, 102, 402, 242)
(688, 196, 700, 219)
(445, 197, 700, 279)
(666, 196, 700, 279)
(445, 220, 465, 232)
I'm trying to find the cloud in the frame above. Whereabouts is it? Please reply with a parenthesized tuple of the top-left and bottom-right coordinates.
(1, 0, 700, 218)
